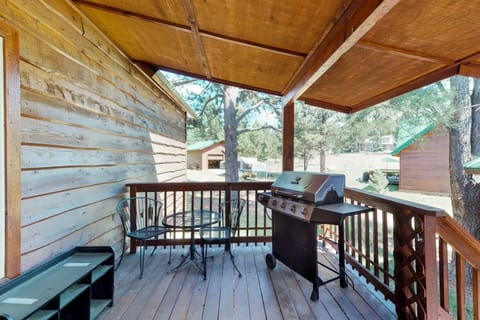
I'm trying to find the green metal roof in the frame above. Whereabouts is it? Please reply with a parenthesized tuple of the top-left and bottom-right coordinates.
(391, 122, 435, 156)
(464, 157, 480, 174)
(187, 140, 223, 151)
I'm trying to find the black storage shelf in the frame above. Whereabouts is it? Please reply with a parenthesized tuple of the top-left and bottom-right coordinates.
(0, 246, 114, 320)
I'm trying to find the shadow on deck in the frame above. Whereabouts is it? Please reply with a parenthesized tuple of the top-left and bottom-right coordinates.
(99, 244, 396, 320)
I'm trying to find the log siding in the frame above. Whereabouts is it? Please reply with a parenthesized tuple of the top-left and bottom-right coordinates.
(0, 0, 188, 273)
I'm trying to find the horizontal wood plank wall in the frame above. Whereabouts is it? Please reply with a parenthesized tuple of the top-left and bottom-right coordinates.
(399, 131, 450, 195)
(0, 0, 187, 272)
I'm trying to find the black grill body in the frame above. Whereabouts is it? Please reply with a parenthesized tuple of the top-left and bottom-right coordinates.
(257, 171, 370, 301)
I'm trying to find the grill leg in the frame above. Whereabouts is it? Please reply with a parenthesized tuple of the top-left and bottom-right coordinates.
(339, 223, 347, 288)
(310, 287, 319, 301)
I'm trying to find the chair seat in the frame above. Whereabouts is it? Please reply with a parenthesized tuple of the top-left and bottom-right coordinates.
(200, 226, 230, 242)
(128, 225, 168, 240)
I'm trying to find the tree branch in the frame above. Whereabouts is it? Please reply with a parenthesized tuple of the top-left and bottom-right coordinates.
(237, 100, 266, 122)
(237, 125, 281, 135)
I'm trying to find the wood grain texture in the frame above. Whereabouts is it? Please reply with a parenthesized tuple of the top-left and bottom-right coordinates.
(0, 0, 187, 273)
(0, 19, 22, 278)
(398, 130, 450, 194)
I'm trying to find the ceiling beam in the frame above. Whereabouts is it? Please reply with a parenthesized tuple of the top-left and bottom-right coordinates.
(157, 65, 283, 96)
(182, 0, 211, 79)
(356, 40, 455, 64)
(282, 0, 400, 107)
(301, 98, 352, 114)
(459, 64, 480, 78)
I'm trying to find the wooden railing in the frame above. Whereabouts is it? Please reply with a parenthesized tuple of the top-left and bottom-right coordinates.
(126, 181, 273, 247)
(127, 182, 480, 320)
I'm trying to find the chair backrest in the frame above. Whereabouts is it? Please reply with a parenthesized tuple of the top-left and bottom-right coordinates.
(221, 199, 246, 238)
(116, 197, 163, 234)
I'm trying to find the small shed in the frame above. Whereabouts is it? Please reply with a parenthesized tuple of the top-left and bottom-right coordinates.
(391, 123, 450, 195)
(187, 140, 225, 170)
(464, 158, 480, 175)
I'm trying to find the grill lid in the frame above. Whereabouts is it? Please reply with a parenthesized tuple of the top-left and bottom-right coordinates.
(271, 171, 345, 204)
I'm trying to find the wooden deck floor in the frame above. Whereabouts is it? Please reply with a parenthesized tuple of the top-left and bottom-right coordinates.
(99, 244, 396, 320)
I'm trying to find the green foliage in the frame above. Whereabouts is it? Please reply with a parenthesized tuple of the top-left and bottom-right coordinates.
(161, 70, 283, 160)
(390, 82, 456, 131)
(294, 102, 336, 169)
(367, 170, 389, 193)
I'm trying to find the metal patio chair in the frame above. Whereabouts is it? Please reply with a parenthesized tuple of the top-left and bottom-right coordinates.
(199, 198, 246, 280)
(116, 197, 171, 278)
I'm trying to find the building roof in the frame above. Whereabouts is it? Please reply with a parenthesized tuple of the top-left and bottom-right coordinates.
(464, 158, 480, 174)
(391, 122, 435, 156)
(74, 0, 480, 114)
(187, 140, 223, 151)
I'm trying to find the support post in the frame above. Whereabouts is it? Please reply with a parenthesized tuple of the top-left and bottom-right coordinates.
(282, 102, 294, 171)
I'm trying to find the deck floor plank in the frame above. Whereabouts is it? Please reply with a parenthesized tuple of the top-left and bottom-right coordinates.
(99, 244, 396, 320)
(255, 245, 283, 320)
(120, 250, 174, 320)
(202, 248, 224, 320)
(243, 246, 268, 320)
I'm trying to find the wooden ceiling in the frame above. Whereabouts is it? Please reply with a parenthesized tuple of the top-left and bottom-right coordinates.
(73, 0, 480, 113)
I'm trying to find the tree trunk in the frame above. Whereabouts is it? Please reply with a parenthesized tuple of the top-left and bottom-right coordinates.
(223, 86, 240, 182)
(472, 79, 480, 156)
(449, 77, 480, 285)
(319, 144, 326, 172)
(303, 152, 308, 171)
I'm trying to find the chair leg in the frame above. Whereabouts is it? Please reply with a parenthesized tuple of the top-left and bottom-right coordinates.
(116, 236, 126, 271)
(168, 243, 172, 264)
(228, 241, 242, 278)
(151, 236, 158, 257)
(201, 243, 208, 280)
(139, 240, 146, 279)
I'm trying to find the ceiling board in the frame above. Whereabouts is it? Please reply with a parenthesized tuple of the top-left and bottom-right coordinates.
(75, 0, 189, 26)
(73, 0, 480, 113)
(302, 45, 446, 106)
(202, 36, 303, 93)
(363, 0, 480, 61)
(191, 0, 349, 54)
(77, 4, 204, 75)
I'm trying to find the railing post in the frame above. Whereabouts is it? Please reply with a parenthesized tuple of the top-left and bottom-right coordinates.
(129, 185, 137, 253)
(422, 215, 439, 320)
(393, 212, 439, 319)
(225, 183, 232, 227)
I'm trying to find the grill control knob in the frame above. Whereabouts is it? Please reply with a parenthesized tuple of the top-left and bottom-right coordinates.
(271, 199, 277, 206)
(280, 202, 286, 209)
(300, 207, 306, 215)
(290, 205, 296, 212)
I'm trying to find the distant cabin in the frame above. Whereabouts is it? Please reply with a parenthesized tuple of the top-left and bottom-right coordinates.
(187, 140, 225, 170)
(391, 123, 450, 195)
(464, 157, 480, 175)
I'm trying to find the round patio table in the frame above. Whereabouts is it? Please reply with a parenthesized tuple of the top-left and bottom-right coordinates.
(162, 210, 220, 272)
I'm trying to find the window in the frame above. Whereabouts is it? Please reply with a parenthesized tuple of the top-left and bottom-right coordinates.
(0, 21, 21, 279)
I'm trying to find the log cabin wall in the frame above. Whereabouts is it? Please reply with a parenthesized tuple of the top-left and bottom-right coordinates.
(0, 0, 187, 272)
(399, 130, 450, 195)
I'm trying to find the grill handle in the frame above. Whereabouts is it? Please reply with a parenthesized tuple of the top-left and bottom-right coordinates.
(274, 189, 305, 199)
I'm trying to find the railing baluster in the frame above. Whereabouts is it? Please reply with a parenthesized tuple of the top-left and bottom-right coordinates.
(357, 214, 362, 265)
(438, 237, 449, 311)
(456, 253, 466, 320)
(373, 208, 379, 277)
(365, 210, 370, 270)
(474, 268, 480, 320)
(382, 210, 389, 286)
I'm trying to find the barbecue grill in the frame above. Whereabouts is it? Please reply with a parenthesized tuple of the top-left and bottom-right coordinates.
(257, 171, 371, 301)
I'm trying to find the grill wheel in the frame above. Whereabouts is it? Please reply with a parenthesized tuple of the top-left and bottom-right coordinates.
(265, 253, 276, 269)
